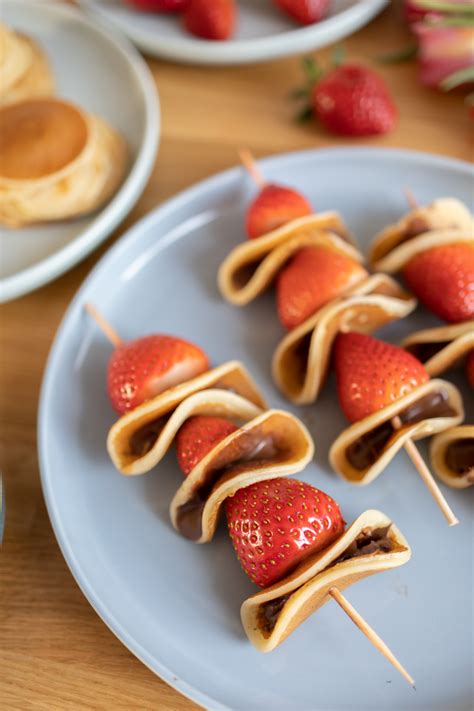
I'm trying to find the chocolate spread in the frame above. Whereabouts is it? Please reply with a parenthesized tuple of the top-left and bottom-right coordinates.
(130, 416, 168, 456)
(257, 525, 398, 636)
(175, 430, 282, 541)
(445, 439, 474, 476)
(346, 389, 456, 471)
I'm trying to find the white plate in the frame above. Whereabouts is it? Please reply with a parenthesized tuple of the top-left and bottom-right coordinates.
(39, 148, 473, 710)
(79, 0, 388, 65)
(0, 0, 159, 303)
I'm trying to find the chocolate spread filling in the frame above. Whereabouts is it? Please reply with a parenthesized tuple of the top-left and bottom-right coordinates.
(130, 416, 168, 456)
(445, 439, 474, 476)
(405, 341, 450, 364)
(176, 430, 283, 541)
(346, 389, 456, 471)
(257, 525, 396, 636)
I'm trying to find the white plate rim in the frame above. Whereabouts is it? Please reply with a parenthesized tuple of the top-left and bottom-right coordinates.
(38, 146, 473, 710)
(0, 0, 160, 304)
(78, 0, 388, 65)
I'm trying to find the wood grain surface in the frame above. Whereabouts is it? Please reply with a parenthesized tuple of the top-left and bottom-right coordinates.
(0, 3, 471, 709)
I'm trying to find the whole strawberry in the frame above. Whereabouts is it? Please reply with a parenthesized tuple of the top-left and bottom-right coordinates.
(334, 332, 429, 423)
(274, 0, 330, 25)
(184, 0, 235, 40)
(466, 350, 474, 389)
(107, 335, 209, 415)
(126, 0, 189, 10)
(175, 415, 237, 475)
(313, 64, 397, 136)
(276, 246, 367, 330)
(226, 477, 344, 587)
(246, 184, 313, 239)
(403, 243, 474, 323)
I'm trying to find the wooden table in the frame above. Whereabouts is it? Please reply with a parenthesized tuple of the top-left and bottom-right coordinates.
(1, 4, 470, 709)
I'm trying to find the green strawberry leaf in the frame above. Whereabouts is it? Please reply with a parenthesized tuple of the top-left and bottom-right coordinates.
(412, 0, 474, 13)
(331, 45, 345, 68)
(377, 44, 418, 64)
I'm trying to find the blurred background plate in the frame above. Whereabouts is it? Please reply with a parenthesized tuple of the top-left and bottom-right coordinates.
(79, 0, 388, 65)
(39, 148, 473, 711)
(0, 0, 159, 303)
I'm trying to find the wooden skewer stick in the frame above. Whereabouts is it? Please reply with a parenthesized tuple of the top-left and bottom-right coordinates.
(84, 303, 122, 348)
(392, 416, 459, 526)
(399, 188, 459, 525)
(404, 188, 418, 210)
(238, 148, 266, 188)
(328, 587, 415, 688)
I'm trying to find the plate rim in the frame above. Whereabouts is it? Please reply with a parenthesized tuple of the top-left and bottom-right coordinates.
(78, 0, 388, 65)
(0, 0, 160, 304)
(38, 146, 473, 710)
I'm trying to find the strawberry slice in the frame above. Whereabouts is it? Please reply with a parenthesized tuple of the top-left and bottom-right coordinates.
(403, 243, 474, 323)
(334, 332, 429, 423)
(107, 335, 209, 415)
(175, 415, 238, 476)
(276, 246, 367, 330)
(274, 0, 330, 25)
(246, 184, 313, 240)
(226, 477, 344, 588)
(183, 0, 235, 40)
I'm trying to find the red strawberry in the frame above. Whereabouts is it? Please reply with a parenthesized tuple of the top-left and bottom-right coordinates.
(175, 415, 238, 476)
(246, 184, 313, 240)
(312, 64, 397, 136)
(466, 350, 474, 389)
(403, 243, 474, 323)
(108, 335, 209, 415)
(126, 0, 188, 11)
(274, 0, 330, 25)
(183, 0, 235, 40)
(226, 477, 344, 588)
(334, 332, 429, 423)
(276, 246, 367, 330)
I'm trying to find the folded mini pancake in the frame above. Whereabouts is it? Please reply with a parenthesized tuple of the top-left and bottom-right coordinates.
(273, 274, 417, 405)
(241, 509, 410, 653)
(369, 198, 473, 272)
(402, 322, 474, 377)
(0, 24, 54, 105)
(218, 213, 362, 306)
(107, 361, 267, 475)
(170, 409, 314, 543)
(0, 98, 127, 228)
(430, 426, 474, 489)
(329, 379, 464, 485)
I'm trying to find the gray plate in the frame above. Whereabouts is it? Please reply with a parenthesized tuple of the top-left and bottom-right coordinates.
(39, 148, 474, 711)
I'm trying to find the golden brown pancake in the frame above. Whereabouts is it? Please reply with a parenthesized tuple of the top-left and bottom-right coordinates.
(0, 24, 54, 105)
(0, 100, 87, 180)
(0, 98, 127, 228)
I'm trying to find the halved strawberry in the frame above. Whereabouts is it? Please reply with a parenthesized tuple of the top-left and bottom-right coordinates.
(403, 243, 474, 323)
(246, 184, 313, 240)
(226, 477, 344, 588)
(276, 246, 367, 330)
(274, 0, 330, 25)
(175, 415, 238, 476)
(334, 332, 429, 423)
(466, 350, 474, 389)
(107, 335, 209, 415)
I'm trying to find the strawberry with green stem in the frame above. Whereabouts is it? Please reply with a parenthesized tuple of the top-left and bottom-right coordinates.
(292, 49, 397, 136)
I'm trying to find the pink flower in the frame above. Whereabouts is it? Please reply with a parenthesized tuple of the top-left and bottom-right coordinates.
(412, 22, 474, 88)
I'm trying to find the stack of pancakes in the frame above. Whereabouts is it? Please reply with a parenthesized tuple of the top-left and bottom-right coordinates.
(0, 23, 127, 228)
